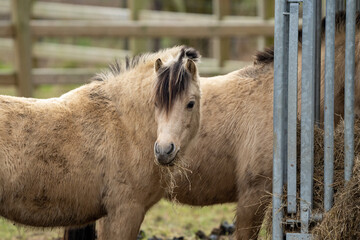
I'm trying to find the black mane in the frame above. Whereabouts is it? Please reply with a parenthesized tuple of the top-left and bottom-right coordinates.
(93, 54, 144, 82)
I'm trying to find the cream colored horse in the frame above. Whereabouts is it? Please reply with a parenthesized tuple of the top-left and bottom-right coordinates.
(0, 46, 201, 239)
(68, 12, 360, 240)
(168, 12, 360, 240)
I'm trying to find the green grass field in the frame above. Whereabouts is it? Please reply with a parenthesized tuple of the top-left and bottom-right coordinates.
(141, 200, 236, 239)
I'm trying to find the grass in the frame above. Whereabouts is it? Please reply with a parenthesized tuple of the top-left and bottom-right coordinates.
(141, 200, 236, 239)
(0, 200, 236, 240)
(0, 219, 62, 240)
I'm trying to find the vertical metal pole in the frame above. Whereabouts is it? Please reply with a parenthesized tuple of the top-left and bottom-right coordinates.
(283, 3, 289, 185)
(336, 0, 345, 11)
(273, 0, 287, 238)
(324, 0, 336, 212)
(287, 2, 299, 215)
(315, 0, 322, 126)
(344, 0, 356, 183)
(300, 0, 316, 234)
(335, 0, 338, 11)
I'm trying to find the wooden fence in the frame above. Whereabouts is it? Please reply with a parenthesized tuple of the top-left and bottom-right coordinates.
(0, 0, 275, 97)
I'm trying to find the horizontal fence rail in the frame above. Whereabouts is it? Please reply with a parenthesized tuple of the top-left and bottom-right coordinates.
(0, 21, 12, 37)
(0, 20, 274, 38)
(0, 0, 263, 22)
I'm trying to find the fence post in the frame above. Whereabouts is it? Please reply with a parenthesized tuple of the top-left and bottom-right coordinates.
(257, 0, 275, 49)
(257, 0, 265, 51)
(213, 0, 229, 68)
(11, 0, 33, 97)
(264, 0, 275, 46)
(128, 0, 147, 55)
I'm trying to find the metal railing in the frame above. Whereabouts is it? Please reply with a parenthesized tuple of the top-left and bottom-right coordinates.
(272, 0, 358, 238)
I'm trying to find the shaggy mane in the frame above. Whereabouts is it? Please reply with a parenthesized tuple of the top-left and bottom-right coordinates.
(254, 11, 360, 65)
(154, 47, 200, 114)
(92, 54, 144, 82)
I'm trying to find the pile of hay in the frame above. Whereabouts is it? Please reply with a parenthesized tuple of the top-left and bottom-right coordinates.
(263, 119, 360, 239)
(312, 157, 360, 239)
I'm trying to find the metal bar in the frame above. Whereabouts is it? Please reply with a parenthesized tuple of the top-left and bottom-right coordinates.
(314, 0, 322, 126)
(283, 2, 290, 185)
(286, 233, 312, 240)
(287, 2, 299, 215)
(324, 0, 336, 212)
(273, 0, 288, 238)
(344, 0, 356, 183)
(336, 0, 345, 11)
(300, 0, 316, 234)
(323, 0, 335, 211)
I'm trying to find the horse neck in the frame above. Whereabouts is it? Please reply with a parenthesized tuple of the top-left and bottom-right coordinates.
(103, 69, 157, 140)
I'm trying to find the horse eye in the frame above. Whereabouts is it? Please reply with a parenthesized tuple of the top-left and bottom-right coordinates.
(186, 101, 195, 109)
(155, 102, 158, 108)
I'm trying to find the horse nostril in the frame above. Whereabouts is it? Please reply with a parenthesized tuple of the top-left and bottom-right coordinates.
(166, 143, 175, 155)
(154, 142, 160, 154)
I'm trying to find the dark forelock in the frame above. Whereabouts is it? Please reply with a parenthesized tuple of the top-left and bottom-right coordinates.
(154, 47, 200, 114)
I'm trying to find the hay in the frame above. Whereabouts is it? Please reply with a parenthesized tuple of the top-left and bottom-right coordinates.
(263, 119, 360, 239)
(312, 158, 360, 239)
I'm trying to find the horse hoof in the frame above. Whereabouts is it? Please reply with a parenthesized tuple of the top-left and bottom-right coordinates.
(220, 221, 235, 235)
(137, 230, 145, 240)
(195, 230, 207, 239)
(208, 234, 219, 240)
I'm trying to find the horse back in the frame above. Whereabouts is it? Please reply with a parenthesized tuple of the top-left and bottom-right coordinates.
(0, 92, 107, 227)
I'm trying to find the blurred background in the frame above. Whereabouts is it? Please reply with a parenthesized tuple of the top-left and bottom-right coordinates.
(0, 0, 274, 98)
(0, 0, 274, 239)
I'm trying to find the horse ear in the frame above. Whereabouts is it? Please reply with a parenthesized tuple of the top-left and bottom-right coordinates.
(155, 58, 163, 72)
(185, 59, 197, 77)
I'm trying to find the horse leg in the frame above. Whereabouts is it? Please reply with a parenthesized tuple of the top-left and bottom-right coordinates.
(63, 224, 96, 240)
(234, 159, 272, 240)
(234, 187, 270, 240)
(97, 203, 145, 240)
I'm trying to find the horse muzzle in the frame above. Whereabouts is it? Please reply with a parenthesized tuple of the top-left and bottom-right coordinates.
(154, 142, 178, 166)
